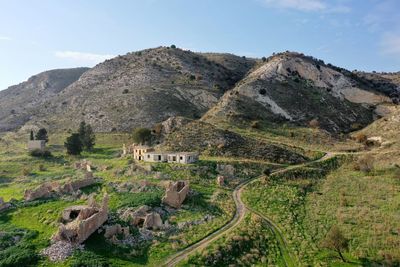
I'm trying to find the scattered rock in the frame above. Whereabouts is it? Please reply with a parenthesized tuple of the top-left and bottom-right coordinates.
(41, 241, 83, 262)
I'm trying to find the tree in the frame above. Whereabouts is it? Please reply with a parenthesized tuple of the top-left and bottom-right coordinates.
(30, 130, 34, 141)
(132, 128, 152, 145)
(261, 56, 267, 62)
(78, 121, 96, 151)
(321, 225, 349, 262)
(35, 128, 48, 143)
(171, 44, 176, 49)
(64, 133, 83, 155)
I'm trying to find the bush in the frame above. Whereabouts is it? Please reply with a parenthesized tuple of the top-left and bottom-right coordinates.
(258, 89, 267, 95)
(261, 57, 267, 62)
(355, 155, 375, 173)
(122, 89, 129, 94)
(170, 44, 176, 49)
(70, 251, 110, 267)
(250, 121, 260, 129)
(354, 133, 367, 143)
(309, 119, 320, 128)
(132, 128, 152, 145)
(29, 149, 52, 158)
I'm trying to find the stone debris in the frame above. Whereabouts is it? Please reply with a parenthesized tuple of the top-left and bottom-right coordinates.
(120, 205, 166, 230)
(216, 175, 225, 186)
(109, 180, 158, 193)
(52, 194, 109, 244)
(0, 197, 11, 212)
(74, 159, 93, 171)
(41, 241, 83, 262)
(104, 224, 130, 239)
(177, 214, 215, 230)
(162, 181, 189, 209)
(24, 177, 97, 201)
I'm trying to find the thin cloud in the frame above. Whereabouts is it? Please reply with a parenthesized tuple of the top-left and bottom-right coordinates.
(54, 51, 115, 64)
(0, 35, 12, 41)
(261, 0, 350, 13)
(380, 33, 400, 57)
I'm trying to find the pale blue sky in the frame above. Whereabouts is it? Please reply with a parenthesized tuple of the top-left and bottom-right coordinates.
(0, 0, 399, 90)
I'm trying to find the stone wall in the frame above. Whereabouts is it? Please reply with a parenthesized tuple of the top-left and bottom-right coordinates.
(162, 181, 189, 209)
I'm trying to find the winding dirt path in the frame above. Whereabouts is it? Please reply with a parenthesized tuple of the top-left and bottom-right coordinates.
(163, 152, 336, 267)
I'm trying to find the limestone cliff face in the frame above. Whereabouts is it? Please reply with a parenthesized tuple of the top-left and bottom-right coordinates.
(203, 52, 395, 133)
(0, 68, 89, 131)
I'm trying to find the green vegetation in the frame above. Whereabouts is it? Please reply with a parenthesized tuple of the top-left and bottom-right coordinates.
(183, 214, 283, 266)
(64, 133, 83, 155)
(243, 156, 400, 266)
(78, 121, 96, 151)
(35, 128, 49, 143)
(132, 128, 152, 145)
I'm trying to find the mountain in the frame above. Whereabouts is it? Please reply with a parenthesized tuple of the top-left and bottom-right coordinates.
(202, 52, 393, 133)
(19, 47, 255, 132)
(0, 68, 89, 132)
(0, 48, 398, 134)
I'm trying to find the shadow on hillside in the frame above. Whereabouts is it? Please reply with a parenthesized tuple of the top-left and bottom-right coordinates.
(84, 231, 151, 265)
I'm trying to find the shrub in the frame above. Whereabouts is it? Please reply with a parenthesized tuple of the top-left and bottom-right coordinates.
(250, 121, 260, 129)
(321, 225, 349, 262)
(189, 74, 196, 81)
(21, 167, 31, 176)
(29, 149, 52, 158)
(309, 119, 320, 128)
(354, 133, 367, 143)
(132, 128, 152, 145)
(261, 57, 267, 62)
(38, 164, 46, 172)
(355, 154, 375, 173)
(70, 251, 110, 267)
(258, 88, 267, 95)
(122, 89, 129, 94)
(170, 44, 176, 49)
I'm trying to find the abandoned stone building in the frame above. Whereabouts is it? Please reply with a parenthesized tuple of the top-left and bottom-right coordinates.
(162, 180, 189, 209)
(27, 140, 46, 151)
(132, 145, 154, 161)
(123, 144, 199, 164)
(52, 194, 109, 244)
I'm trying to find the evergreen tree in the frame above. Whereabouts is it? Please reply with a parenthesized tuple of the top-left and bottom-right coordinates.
(30, 130, 34, 141)
(132, 128, 152, 145)
(35, 128, 49, 143)
(64, 133, 83, 155)
(78, 121, 96, 151)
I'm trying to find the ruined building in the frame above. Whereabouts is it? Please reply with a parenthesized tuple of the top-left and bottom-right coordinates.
(52, 194, 109, 244)
(162, 181, 189, 209)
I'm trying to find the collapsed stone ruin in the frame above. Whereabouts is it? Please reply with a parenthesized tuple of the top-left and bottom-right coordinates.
(52, 194, 109, 244)
(120, 205, 165, 230)
(24, 177, 97, 201)
(216, 175, 225, 186)
(74, 159, 93, 172)
(162, 181, 189, 209)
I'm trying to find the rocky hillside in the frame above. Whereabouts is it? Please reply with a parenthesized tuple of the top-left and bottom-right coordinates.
(203, 52, 393, 133)
(22, 47, 255, 132)
(0, 68, 89, 132)
(162, 120, 308, 164)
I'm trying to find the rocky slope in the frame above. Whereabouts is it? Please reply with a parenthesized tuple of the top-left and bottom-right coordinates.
(0, 68, 89, 132)
(22, 47, 255, 132)
(162, 120, 308, 163)
(203, 52, 394, 133)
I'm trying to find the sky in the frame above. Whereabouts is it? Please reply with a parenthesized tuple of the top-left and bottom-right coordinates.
(0, 0, 399, 90)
